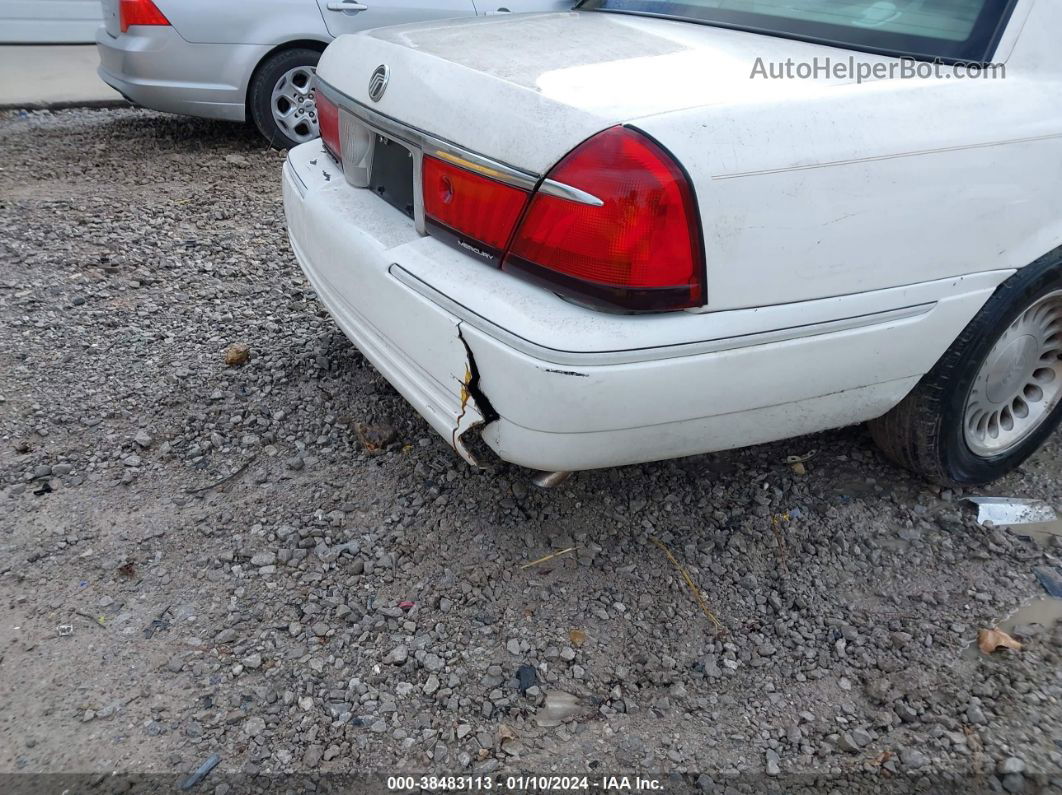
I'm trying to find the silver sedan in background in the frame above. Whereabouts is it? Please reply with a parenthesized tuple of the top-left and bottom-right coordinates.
(96, 0, 569, 149)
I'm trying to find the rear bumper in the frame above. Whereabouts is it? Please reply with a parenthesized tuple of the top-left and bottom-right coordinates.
(285, 166, 487, 464)
(95, 26, 266, 122)
(283, 139, 1008, 471)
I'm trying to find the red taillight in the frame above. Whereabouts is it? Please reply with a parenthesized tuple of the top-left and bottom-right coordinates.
(119, 0, 169, 32)
(422, 126, 703, 311)
(317, 92, 340, 161)
(422, 156, 529, 258)
(505, 126, 703, 311)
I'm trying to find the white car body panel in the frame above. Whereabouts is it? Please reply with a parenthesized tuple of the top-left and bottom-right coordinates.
(285, 140, 1003, 470)
(284, 147, 487, 461)
(285, 1, 1062, 471)
(319, 8, 1062, 311)
(478, 377, 923, 472)
(391, 246, 1010, 364)
(317, 14, 887, 174)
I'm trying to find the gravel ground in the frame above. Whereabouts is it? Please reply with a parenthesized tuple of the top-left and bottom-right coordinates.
(1, 108, 1061, 794)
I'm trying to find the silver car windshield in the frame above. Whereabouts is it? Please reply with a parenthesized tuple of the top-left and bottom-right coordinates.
(579, 0, 1018, 63)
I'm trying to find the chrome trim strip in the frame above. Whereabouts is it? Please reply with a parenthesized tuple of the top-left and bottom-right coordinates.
(428, 149, 538, 191)
(389, 263, 935, 367)
(539, 179, 604, 206)
(317, 78, 541, 193)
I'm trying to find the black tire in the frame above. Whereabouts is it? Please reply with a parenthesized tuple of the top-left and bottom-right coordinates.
(869, 249, 1062, 486)
(248, 47, 323, 150)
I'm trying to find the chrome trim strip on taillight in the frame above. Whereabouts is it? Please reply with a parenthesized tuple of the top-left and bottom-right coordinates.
(538, 179, 604, 207)
(427, 148, 537, 192)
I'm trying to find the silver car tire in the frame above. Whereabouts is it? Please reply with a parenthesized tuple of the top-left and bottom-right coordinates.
(249, 47, 324, 150)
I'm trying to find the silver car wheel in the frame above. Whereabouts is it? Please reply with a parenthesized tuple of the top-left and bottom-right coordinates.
(963, 289, 1062, 457)
(271, 65, 319, 144)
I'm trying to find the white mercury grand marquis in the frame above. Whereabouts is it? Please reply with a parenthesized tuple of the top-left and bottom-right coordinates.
(282, 0, 1062, 486)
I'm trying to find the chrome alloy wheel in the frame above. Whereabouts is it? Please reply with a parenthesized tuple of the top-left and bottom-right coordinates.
(964, 290, 1062, 457)
(271, 65, 318, 144)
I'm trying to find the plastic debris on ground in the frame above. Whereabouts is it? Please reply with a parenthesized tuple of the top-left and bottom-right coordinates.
(534, 692, 584, 728)
(963, 497, 1057, 526)
(977, 627, 1023, 654)
(516, 663, 537, 694)
(178, 753, 221, 790)
(1033, 565, 1062, 598)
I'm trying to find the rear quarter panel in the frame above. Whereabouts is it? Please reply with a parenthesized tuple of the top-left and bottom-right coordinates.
(157, 0, 330, 45)
(634, 2, 1062, 311)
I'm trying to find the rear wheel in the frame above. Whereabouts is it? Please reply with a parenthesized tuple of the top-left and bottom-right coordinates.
(869, 252, 1062, 486)
(248, 47, 322, 150)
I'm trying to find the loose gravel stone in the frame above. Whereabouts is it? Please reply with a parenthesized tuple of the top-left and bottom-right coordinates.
(241, 653, 262, 670)
(901, 748, 929, 770)
(998, 757, 1026, 775)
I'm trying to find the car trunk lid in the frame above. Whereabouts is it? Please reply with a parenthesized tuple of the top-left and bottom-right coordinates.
(316, 10, 876, 174)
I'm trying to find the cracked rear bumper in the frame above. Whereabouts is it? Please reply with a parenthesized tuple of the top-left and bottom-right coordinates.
(283, 140, 1004, 472)
(283, 152, 486, 464)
